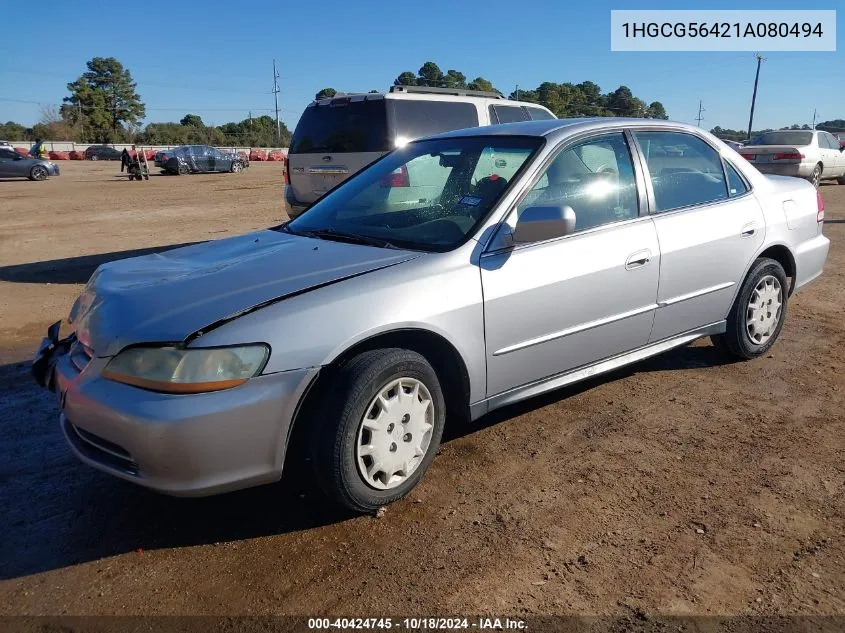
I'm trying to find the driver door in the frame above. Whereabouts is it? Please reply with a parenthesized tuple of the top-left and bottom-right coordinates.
(481, 132, 660, 396)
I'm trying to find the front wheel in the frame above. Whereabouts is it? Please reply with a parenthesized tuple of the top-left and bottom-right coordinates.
(711, 257, 788, 360)
(310, 348, 446, 513)
(230, 161, 243, 173)
(90, 155, 99, 161)
(29, 165, 48, 181)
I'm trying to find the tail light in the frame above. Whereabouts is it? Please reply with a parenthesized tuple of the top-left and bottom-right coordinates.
(740, 153, 756, 160)
(817, 190, 825, 223)
(380, 164, 410, 188)
(283, 156, 290, 185)
(774, 152, 804, 160)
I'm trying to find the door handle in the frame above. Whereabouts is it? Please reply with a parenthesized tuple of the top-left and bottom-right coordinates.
(741, 222, 757, 238)
(625, 249, 651, 270)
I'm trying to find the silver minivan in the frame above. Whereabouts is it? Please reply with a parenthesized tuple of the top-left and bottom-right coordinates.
(283, 85, 556, 218)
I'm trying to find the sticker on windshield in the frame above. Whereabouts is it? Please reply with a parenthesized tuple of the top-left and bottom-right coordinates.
(459, 195, 483, 207)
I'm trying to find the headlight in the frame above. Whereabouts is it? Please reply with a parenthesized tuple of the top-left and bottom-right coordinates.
(102, 345, 269, 393)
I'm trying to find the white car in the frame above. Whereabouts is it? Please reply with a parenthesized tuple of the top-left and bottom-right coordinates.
(740, 130, 845, 188)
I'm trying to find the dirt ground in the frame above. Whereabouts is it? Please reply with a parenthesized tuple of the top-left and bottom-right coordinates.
(0, 161, 843, 620)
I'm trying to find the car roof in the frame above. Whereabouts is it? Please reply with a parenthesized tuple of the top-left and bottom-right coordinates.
(425, 117, 708, 142)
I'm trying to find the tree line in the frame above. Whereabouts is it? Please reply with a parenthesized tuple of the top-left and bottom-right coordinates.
(313, 61, 668, 119)
(0, 57, 292, 147)
(710, 121, 844, 142)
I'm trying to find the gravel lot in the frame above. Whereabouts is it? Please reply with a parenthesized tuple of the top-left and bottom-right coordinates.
(0, 161, 843, 618)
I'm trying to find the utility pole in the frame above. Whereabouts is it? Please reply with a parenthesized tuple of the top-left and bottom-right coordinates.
(746, 54, 764, 141)
(812, 108, 818, 129)
(272, 59, 281, 145)
(515, 85, 520, 101)
(248, 110, 253, 147)
(695, 100, 705, 127)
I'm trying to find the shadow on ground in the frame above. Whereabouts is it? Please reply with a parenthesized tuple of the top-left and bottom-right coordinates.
(0, 341, 732, 580)
(0, 243, 203, 285)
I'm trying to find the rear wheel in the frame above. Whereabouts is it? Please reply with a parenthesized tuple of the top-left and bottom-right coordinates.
(230, 161, 243, 173)
(310, 348, 446, 513)
(178, 163, 189, 175)
(810, 163, 822, 188)
(90, 155, 99, 161)
(711, 257, 788, 360)
(29, 165, 48, 181)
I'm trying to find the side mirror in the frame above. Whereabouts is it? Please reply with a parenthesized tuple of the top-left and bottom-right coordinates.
(512, 205, 576, 243)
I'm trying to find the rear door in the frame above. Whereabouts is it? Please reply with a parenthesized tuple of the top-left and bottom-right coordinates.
(631, 129, 765, 342)
(288, 96, 390, 205)
(820, 132, 845, 176)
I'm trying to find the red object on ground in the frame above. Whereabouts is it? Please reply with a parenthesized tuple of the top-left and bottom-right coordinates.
(48, 151, 69, 160)
(249, 149, 267, 161)
(69, 150, 85, 160)
(14, 147, 29, 156)
(267, 150, 284, 161)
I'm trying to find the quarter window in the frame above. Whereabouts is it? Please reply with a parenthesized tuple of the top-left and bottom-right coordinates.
(724, 161, 749, 197)
(524, 107, 555, 121)
(634, 131, 728, 212)
(517, 133, 639, 234)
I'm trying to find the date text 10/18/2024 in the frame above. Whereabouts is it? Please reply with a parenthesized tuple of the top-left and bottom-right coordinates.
(308, 618, 527, 630)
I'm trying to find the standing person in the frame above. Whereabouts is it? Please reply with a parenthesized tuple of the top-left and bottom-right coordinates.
(120, 147, 130, 173)
(29, 138, 46, 159)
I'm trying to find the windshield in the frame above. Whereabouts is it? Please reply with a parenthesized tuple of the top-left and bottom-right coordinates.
(750, 131, 813, 146)
(286, 136, 542, 252)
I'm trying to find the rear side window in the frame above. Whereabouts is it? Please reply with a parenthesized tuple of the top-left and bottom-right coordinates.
(524, 107, 555, 120)
(634, 131, 728, 212)
(290, 99, 389, 154)
(490, 105, 529, 124)
(724, 161, 749, 197)
(389, 100, 478, 143)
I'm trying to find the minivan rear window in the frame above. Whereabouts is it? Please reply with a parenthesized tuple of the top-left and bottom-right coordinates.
(388, 100, 478, 143)
(290, 99, 390, 154)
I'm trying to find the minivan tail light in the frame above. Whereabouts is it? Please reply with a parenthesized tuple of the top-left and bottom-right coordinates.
(283, 156, 290, 185)
(817, 190, 825, 222)
(380, 164, 410, 188)
(774, 152, 804, 160)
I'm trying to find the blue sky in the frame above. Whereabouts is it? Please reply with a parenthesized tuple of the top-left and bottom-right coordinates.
(0, 0, 841, 132)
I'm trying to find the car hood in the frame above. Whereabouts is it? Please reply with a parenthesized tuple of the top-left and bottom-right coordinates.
(69, 229, 422, 357)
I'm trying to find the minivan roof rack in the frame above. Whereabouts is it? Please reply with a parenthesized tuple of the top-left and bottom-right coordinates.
(388, 85, 504, 99)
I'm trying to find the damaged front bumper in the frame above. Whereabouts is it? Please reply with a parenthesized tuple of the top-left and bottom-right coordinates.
(31, 321, 317, 496)
(31, 320, 72, 391)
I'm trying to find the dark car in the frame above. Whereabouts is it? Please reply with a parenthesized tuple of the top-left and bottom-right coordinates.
(153, 150, 172, 167)
(84, 145, 123, 161)
(163, 145, 249, 175)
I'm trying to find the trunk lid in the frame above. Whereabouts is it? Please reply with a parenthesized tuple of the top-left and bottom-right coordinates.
(68, 230, 420, 357)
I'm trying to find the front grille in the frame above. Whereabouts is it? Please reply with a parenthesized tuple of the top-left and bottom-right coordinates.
(69, 341, 92, 372)
(64, 418, 139, 476)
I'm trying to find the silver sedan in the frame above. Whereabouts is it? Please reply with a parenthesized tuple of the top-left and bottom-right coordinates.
(34, 118, 829, 512)
(0, 147, 60, 180)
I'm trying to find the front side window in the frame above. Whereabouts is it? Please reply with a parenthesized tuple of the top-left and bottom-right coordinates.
(517, 133, 639, 233)
(634, 131, 728, 212)
(287, 136, 541, 251)
(0, 148, 16, 160)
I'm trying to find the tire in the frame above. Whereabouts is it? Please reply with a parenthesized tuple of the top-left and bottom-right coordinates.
(230, 161, 243, 173)
(178, 163, 189, 175)
(836, 175, 845, 185)
(90, 155, 99, 161)
(810, 163, 822, 188)
(29, 165, 48, 181)
(310, 348, 446, 513)
(711, 257, 788, 360)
